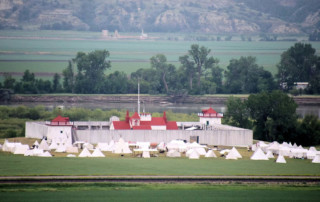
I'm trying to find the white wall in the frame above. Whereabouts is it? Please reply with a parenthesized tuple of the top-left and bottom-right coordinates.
(26, 122, 48, 139)
(200, 117, 221, 125)
(26, 122, 253, 147)
(47, 126, 73, 146)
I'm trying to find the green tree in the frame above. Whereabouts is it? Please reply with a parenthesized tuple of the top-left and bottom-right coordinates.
(150, 54, 170, 93)
(188, 44, 217, 88)
(35, 79, 52, 93)
(296, 115, 320, 146)
(179, 55, 196, 90)
(74, 50, 111, 93)
(277, 43, 319, 91)
(130, 68, 159, 94)
(247, 91, 298, 142)
(52, 73, 62, 93)
(62, 60, 75, 93)
(210, 65, 224, 93)
(20, 70, 37, 93)
(104, 71, 128, 94)
(3, 73, 16, 90)
(224, 96, 251, 129)
(225, 56, 274, 93)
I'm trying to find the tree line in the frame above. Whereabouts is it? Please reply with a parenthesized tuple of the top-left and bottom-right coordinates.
(224, 91, 320, 146)
(1, 43, 320, 95)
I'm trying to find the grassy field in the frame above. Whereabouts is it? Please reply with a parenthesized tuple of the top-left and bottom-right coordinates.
(0, 183, 320, 202)
(0, 152, 319, 176)
(1, 30, 320, 79)
(0, 137, 319, 176)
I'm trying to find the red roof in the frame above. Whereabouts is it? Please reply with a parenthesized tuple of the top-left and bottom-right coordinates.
(132, 125, 152, 130)
(131, 112, 140, 119)
(151, 117, 166, 126)
(112, 111, 178, 130)
(112, 121, 131, 130)
(202, 107, 217, 114)
(52, 115, 70, 122)
(166, 121, 178, 130)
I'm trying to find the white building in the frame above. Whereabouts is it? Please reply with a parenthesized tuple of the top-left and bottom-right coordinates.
(198, 107, 223, 125)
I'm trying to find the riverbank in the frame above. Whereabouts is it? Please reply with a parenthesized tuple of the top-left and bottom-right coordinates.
(8, 94, 320, 105)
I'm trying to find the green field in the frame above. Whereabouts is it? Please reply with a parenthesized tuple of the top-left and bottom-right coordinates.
(1, 30, 320, 79)
(0, 151, 319, 176)
(0, 183, 320, 202)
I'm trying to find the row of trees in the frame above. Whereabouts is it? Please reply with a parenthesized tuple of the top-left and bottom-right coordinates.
(224, 91, 320, 146)
(60, 45, 276, 95)
(1, 71, 62, 94)
(1, 43, 319, 95)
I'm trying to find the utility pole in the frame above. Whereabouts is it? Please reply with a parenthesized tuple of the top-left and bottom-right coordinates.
(138, 79, 140, 115)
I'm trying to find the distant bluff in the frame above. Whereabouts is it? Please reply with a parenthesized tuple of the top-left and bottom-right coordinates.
(0, 0, 319, 34)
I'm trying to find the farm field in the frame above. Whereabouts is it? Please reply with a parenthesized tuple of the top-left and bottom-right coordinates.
(0, 183, 320, 202)
(1, 30, 319, 80)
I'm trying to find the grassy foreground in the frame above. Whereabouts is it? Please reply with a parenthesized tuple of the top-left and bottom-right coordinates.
(0, 183, 320, 202)
(0, 150, 319, 176)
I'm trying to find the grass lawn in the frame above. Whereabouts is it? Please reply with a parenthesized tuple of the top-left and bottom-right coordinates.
(0, 183, 320, 202)
(0, 137, 319, 176)
(0, 150, 319, 176)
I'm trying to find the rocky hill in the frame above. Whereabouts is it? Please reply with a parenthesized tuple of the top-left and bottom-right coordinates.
(0, 0, 319, 34)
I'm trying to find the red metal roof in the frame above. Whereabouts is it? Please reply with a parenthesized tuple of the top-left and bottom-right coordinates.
(132, 125, 152, 130)
(166, 121, 178, 130)
(151, 117, 166, 125)
(131, 112, 141, 119)
(52, 115, 70, 122)
(202, 107, 217, 114)
(112, 121, 131, 130)
(112, 111, 178, 130)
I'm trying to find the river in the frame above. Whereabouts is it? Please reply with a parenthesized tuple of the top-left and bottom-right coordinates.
(4, 102, 320, 118)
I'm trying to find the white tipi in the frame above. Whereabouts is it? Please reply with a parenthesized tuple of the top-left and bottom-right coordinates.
(39, 151, 52, 157)
(49, 139, 59, 150)
(142, 151, 150, 158)
(226, 150, 238, 160)
(250, 148, 269, 160)
(113, 138, 132, 154)
(189, 149, 200, 159)
(231, 147, 242, 158)
(78, 147, 92, 157)
(166, 150, 181, 157)
(205, 150, 217, 158)
(266, 151, 275, 158)
(39, 139, 50, 151)
(91, 148, 105, 157)
(33, 140, 39, 147)
(276, 155, 286, 163)
(312, 155, 320, 163)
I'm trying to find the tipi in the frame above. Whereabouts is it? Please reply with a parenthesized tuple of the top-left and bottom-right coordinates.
(250, 148, 269, 160)
(189, 149, 200, 159)
(91, 148, 105, 157)
(231, 147, 242, 158)
(205, 150, 217, 158)
(276, 155, 286, 163)
(226, 150, 238, 160)
(312, 155, 320, 163)
(39, 139, 50, 151)
(113, 138, 132, 154)
(79, 147, 92, 157)
(266, 151, 275, 159)
(166, 150, 181, 157)
(142, 151, 150, 158)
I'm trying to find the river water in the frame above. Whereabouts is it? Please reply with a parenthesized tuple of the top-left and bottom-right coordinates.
(4, 102, 320, 118)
